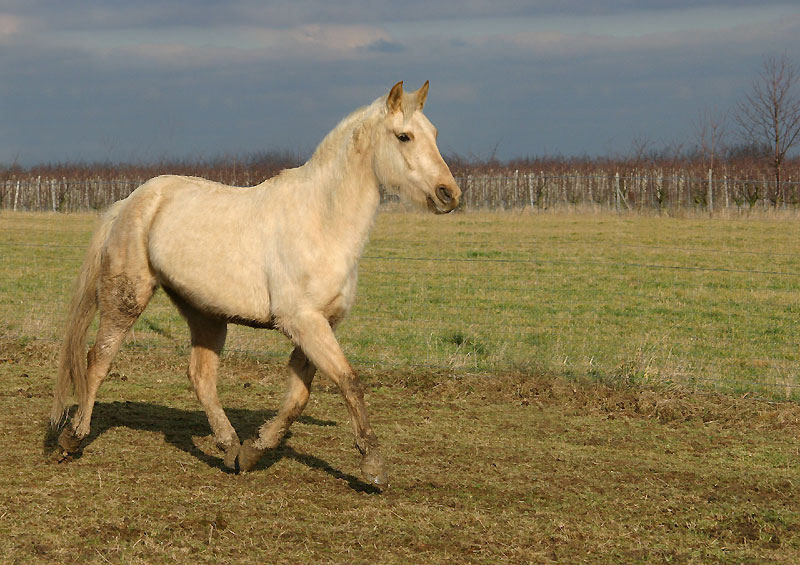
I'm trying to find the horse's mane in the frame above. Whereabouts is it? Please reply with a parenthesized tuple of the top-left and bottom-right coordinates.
(307, 97, 385, 168)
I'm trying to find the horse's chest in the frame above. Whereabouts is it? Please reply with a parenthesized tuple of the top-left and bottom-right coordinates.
(315, 269, 358, 324)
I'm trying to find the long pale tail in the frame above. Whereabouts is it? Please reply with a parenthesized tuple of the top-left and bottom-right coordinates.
(50, 206, 120, 427)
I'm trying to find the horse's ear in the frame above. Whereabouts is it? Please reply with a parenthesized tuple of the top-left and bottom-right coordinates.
(387, 81, 404, 113)
(416, 81, 429, 110)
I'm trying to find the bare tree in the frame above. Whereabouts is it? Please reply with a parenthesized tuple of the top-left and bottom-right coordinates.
(694, 107, 728, 172)
(628, 134, 655, 164)
(736, 53, 800, 207)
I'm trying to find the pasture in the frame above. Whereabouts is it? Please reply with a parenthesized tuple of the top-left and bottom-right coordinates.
(1, 210, 800, 562)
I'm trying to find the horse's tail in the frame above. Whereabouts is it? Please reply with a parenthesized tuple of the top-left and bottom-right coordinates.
(51, 205, 120, 427)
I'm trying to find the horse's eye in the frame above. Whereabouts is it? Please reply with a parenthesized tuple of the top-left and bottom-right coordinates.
(396, 133, 411, 143)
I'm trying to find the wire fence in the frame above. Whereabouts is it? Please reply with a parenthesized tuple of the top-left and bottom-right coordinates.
(3, 170, 800, 212)
(455, 170, 800, 211)
(1, 176, 143, 213)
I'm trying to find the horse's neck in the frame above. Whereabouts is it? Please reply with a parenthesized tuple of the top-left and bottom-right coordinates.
(313, 154, 381, 262)
(276, 119, 381, 264)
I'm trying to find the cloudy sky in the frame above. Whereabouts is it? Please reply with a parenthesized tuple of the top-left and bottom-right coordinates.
(2, 1, 799, 166)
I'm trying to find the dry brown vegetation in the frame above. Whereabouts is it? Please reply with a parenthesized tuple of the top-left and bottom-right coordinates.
(3, 150, 800, 212)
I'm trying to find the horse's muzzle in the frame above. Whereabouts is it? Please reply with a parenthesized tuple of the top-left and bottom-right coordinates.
(430, 184, 460, 214)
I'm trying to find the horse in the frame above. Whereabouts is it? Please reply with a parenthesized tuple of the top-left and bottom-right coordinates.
(50, 81, 460, 487)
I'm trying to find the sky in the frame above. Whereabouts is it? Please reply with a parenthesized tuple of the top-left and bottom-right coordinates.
(2, 1, 800, 166)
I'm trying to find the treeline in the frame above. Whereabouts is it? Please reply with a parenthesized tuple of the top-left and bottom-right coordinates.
(4, 141, 798, 185)
(448, 142, 800, 180)
(1, 152, 301, 188)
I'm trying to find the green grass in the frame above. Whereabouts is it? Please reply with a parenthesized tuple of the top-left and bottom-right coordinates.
(356, 211, 800, 399)
(1, 210, 799, 396)
(2, 210, 800, 562)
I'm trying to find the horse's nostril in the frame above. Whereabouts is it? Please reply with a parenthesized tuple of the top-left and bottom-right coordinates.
(436, 185, 453, 204)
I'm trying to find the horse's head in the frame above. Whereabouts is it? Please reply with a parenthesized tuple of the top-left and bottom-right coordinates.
(372, 81, 461, 214)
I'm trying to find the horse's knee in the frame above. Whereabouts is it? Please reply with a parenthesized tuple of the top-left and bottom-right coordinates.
(335, 371, 366, 407)
(288, 387, 310, 417)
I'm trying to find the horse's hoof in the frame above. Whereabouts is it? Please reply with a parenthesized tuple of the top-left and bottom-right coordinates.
(58, 427, 82, 454)
(223, 441, 241, 471)
(236, 439, 264, 473)
(360, 450, 389, 487)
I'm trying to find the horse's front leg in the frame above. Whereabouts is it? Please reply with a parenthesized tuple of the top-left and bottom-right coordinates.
(237, 312, 387, 487)
(236, 346, 315, 470)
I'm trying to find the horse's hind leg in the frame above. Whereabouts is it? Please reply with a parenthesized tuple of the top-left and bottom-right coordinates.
(237, 346, 316, 472)
(184, 311, 240, 468)
(59, 274, 154, 453)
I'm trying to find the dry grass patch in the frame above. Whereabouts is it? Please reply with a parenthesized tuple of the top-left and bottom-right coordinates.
(1, 336, 800, 563)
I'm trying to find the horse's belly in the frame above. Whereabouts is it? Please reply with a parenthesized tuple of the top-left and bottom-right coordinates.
(156, 257, 272, 324)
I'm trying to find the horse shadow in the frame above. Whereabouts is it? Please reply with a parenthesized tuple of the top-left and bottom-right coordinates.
(45, 401, 380, 493)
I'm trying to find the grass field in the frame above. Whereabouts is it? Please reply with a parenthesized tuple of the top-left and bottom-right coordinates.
(1, 210, 800, 562)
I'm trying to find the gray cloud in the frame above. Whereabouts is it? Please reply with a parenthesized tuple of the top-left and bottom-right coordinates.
(2, 1, 799, 165)
(362, 39, 405, 53)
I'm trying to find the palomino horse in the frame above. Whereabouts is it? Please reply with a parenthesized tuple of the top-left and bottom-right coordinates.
(50, 81, 460, 487)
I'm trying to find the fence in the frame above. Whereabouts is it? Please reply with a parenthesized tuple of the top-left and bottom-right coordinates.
(456, 170, 800, 212)
(1, 176, 146, 213)
(2, 171, 800, 212)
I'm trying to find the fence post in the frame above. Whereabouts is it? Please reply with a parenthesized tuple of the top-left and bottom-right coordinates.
(614, 173, 620, 212)
(724, 174, 729, 209)
(528, 173, 534, 208)
(513, 169, 519, 208)
(615, 173, 632, 211)
(707, 169, 713, 216)
(586, 174, 592, 207)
